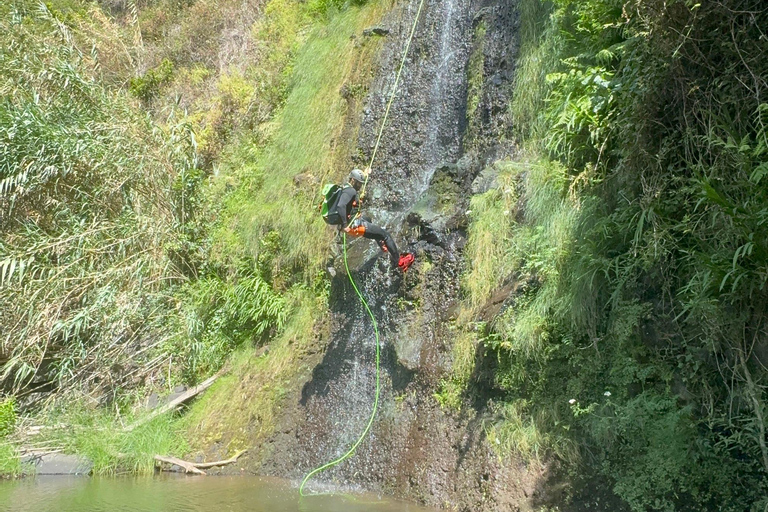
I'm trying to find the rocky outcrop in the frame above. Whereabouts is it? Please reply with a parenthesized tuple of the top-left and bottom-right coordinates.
(22, 454, 93, 476)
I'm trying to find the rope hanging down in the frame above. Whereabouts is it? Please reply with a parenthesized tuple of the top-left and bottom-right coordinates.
(299, 0, 426, 496)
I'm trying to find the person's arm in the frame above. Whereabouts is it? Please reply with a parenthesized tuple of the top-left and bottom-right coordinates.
(359, 168, 371, 201)
(335, 187, 357, 230)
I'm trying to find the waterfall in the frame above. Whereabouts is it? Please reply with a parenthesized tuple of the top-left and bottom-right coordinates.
(300, 0, 475, 485)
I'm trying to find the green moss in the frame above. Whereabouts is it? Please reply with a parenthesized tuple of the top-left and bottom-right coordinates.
(433, 378, 464, 411)
(465, 20, 487, 146)
(431, 172, 462, 213)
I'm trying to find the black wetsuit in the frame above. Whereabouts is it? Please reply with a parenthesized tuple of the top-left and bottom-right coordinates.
(335, 185, 400, 265)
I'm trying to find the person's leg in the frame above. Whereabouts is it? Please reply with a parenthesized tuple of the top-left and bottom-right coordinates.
(347, 218, 413, 271)
(359, 221, 400, 266)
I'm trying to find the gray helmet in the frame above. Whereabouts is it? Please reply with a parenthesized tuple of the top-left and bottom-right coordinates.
(349, 168, 365, 184)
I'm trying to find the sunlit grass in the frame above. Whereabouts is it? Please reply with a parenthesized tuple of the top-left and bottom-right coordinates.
(183, 287, 324, 453)
(434, 329, 478, 411)
(31, 407, 189, 475)
(0, 441, 21, 477)
(460, 162, 520, 313)
(213, 0, 387, 280)
(485, 400, 576, 465)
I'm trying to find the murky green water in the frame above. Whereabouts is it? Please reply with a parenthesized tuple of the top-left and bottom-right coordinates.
(0, 475, 438, 512)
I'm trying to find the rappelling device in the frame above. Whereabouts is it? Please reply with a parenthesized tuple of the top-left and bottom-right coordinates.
(300, 0, 426, 496)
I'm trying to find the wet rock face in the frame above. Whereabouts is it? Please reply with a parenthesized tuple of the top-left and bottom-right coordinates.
(23, 453, 93, 476)
(255, 0, 524, 509)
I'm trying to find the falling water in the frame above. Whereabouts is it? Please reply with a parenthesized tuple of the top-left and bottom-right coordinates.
(297, 0, 475, 490)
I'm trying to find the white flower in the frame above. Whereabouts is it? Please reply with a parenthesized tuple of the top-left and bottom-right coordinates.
(503, 210, 510, 216)
(604, 391, 611, 397)
(465, 210, 472, 215)
(568, 398, 576, 405)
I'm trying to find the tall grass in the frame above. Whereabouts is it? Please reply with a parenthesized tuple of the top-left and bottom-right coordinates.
(35, 408, 189, 475)
(0, 398, 20, 477)
(485, 400, 575, 465)
(181, 0, 388, 451)
(0, 1, 204, 399)
(1, 0, 383, 445)
(164, 266, 288, 381)
(0, 442, 21, 477)
(509, 0, 559, 144)
(183, 286, 322, 453)
(212, 0, 387, 281)
(461, 162, 520, 310)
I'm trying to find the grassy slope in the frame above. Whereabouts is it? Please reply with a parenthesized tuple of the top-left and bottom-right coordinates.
(0, 0, 389, 475)
(182, 0, 390, 457)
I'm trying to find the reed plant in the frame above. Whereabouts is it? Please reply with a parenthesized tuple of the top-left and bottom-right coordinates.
(0, 1, 204, 401)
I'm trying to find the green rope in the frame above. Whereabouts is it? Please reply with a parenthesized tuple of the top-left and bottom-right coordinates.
(360, 0, 427, 199)
(299, 234, 380, 495)
(299, 0, 426, 496)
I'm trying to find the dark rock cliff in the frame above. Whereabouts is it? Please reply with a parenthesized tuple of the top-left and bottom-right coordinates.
(249, 1, 529, 509)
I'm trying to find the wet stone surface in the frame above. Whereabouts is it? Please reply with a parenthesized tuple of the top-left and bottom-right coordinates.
(22, 454, 93, 476)
(207, 0, 533, 510)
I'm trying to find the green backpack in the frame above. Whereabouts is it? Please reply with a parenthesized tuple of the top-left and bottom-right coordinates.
(319, 183, 350, 225)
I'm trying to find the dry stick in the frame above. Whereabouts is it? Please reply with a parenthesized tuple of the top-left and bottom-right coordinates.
(191, 450, 248, 469)
(153, 450, 248, 475)
(12, 450, 63, 460)
(154, 455, 206, 475)
(125, 373, 220, 432)
(738, 340, 768, 474)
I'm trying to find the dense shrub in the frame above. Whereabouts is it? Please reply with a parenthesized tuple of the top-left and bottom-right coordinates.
(468, 0, 768, 509)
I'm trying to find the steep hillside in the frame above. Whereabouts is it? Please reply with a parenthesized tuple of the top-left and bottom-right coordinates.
(185, 0, 531, 510)
(4, 0, 768, 510)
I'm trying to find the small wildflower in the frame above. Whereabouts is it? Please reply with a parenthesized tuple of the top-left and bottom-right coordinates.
(495, 438, 500, 445)
(604, 391, 611, 397)
(568, 398, 576, 405)
(466, 210, 472, 215)
(503, 210, 510, 216)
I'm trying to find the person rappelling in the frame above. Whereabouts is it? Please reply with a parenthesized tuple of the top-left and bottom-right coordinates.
(302, 0, 425, 494)
(321, 168, 415, 272)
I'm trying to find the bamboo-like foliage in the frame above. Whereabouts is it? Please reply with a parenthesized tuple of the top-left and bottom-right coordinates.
(0, 1, 291, 409)
(0, 1, 199, 401)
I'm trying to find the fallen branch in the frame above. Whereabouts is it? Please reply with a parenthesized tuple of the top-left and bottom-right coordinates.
(154, 455, 206, 475)
(154, 450, 248, 475)
(126, 373, 220, 431)
(19, 447, 63, 454)
(19, 424, 66, 438)
(193, 449, 248, 469)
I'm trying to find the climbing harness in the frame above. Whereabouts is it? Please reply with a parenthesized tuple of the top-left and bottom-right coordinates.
(300, 0, 426, 496)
